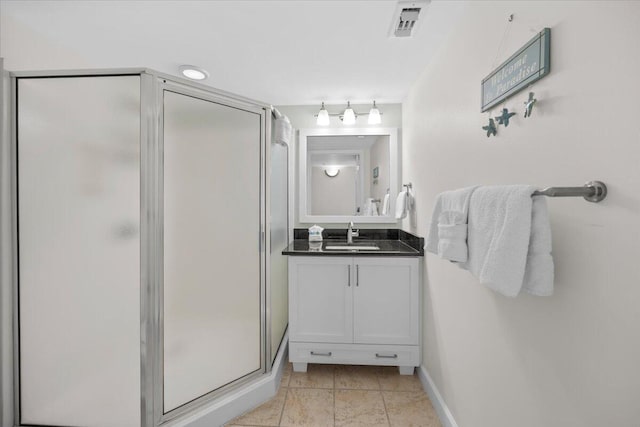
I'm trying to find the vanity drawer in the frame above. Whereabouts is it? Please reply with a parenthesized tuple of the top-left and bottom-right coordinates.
(289, 342, 420, 367)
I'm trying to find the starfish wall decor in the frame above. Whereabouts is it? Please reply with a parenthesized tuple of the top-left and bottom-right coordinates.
(482, 118, 497, 137)
(495, 108, 516, 126)
(524, 92, 537, 118)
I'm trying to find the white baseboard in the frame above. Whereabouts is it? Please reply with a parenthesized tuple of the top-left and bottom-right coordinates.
(417, 365, 458, 427)
(173, 331, 289, 427)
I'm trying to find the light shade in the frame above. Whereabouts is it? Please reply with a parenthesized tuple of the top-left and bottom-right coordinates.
(368, 101, 382, 125)
(324, 167, 340, 177)
(179, 65, 209, 81)
(316, 102, 330, 126)
(342, 102, 356, 125)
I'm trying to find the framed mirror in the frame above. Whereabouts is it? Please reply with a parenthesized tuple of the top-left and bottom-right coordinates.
(299, 127, 399, 223)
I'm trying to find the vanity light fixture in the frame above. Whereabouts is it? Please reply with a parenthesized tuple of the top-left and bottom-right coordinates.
(316, 102, 330, 126)
(324, 167, 340, 177)
(179, 65, 209, 81)
(342, 102, 356, 125)
(368, 101, 382, 125)
(314, 101, 383, 126)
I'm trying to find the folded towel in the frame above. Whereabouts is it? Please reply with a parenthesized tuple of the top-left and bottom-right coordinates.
(381, 193, 390, 215)
(522, 196, 554, 296)
(437, 222, 468, 261)
(364, 198, 379, 216)
(460, 185, 554, 297)
(274, 117, 292, 145)
(426, 186, 478, 262)
(395, 190, 408, 219)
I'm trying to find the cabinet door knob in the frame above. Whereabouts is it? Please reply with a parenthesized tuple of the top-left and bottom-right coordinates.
(310, 351, 332, 357)
(375, 353, 398, 359)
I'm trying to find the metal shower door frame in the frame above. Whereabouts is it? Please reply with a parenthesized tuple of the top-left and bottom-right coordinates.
(4, 68, 271, 427)
(148, 75, 269, 426)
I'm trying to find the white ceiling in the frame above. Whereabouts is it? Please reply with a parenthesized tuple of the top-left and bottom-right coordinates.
(0, 0, 465, 105)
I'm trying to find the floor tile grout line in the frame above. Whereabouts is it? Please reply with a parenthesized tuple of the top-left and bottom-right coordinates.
(277, 385, 288, 427)
(333, 368, 336, 426)
(378, 371, 393, 426)
(288, 386, 421, 391)
(381, 389, 392, 427)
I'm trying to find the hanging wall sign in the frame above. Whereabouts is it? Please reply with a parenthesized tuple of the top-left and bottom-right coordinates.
(481, 28, 550, 112)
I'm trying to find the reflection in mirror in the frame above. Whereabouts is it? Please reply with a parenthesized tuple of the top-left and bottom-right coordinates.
(299, 128, 398, 224)
(307, 135, 389, 216)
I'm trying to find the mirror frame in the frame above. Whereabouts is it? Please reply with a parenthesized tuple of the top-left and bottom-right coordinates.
(299, 127, 399, 224)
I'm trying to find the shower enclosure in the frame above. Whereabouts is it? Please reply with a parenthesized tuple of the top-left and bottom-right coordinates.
(1, 68, 289, 427)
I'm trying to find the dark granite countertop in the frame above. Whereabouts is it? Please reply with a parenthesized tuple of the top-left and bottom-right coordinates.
(282, 229, 424, 257)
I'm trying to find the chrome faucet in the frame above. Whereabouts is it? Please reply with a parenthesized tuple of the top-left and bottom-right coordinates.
(347, 221, 359, 244)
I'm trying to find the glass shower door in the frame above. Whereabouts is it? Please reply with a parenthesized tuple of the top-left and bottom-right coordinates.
(17, 76, 141, 427)
(269, 137, 289, 364)
(162, 89, 264, 414)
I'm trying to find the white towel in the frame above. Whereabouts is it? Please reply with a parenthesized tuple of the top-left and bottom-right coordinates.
(395, 190, 408, 219)
(522, 196, 554, 296)
(364, 198, 379, 216)
(460, 185, 554, 297)
(426, 186, 478, 262)
(274, 117, 292, 145)
(381, 193, 390, 215)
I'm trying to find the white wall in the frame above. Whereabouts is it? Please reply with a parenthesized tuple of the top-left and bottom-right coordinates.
(369, 135, 390, 203)
(276, 103, 402, 228)
(311, 166, 358, 216)
(402, 2, 640, 427)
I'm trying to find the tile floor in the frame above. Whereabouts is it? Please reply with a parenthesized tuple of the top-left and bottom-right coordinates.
(226, 363, 442, 427)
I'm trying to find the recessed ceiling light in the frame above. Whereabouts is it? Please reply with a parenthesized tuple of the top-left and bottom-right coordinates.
(325, 167, 340, 177)
(179, 65, 209, 81)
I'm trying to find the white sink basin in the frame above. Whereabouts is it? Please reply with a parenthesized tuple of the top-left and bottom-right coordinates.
(325, 245, 380, 251)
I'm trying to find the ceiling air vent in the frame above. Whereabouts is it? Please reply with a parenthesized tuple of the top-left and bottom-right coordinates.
(389, 0, 430, 38)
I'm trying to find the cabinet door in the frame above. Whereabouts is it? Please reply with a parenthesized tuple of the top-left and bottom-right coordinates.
(353, 258, 419, 345)
(289, 257, 353, 343)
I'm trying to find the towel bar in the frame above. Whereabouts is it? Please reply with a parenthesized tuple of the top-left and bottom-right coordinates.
(532, 181, 607, 203)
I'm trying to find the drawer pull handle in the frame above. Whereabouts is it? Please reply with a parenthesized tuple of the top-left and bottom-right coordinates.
(347, 265, 351, 287)
(375, 353, 398, 359)
(310, 351, 332, 357)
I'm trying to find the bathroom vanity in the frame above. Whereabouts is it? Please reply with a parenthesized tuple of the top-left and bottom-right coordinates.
(283, 229, 424, 375)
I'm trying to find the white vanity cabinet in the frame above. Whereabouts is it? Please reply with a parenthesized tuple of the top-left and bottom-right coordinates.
(288, 256, 420, 375)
